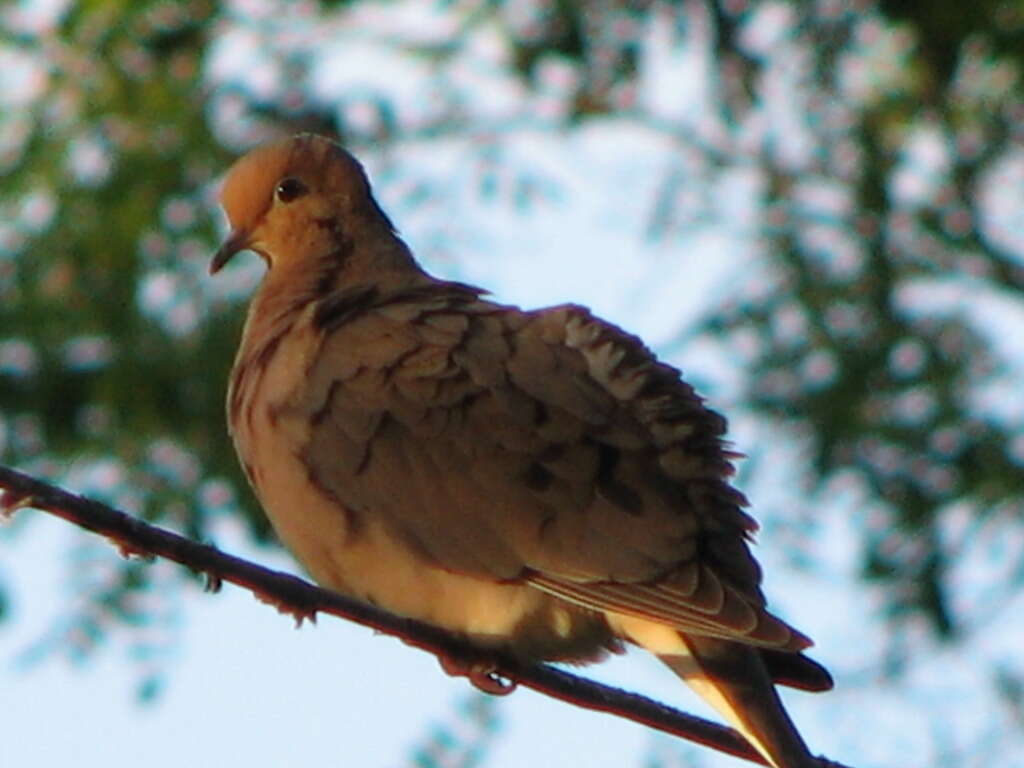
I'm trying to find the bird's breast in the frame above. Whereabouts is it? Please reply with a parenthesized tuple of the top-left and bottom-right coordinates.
(228, 318, 612, 660)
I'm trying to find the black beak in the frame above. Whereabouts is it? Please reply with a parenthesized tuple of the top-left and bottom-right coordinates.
(209, 229, 250, 275)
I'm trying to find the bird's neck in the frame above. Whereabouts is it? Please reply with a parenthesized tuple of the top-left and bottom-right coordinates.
(239, 227, 428, 358)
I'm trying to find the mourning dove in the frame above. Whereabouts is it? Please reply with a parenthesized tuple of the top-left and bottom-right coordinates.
(211, 134, 833, 768)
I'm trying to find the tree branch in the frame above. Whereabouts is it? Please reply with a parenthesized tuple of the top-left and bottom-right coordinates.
(0, 464, 849, 767)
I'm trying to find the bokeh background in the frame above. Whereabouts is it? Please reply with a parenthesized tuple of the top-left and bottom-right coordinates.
(2, 0, 1024, 766)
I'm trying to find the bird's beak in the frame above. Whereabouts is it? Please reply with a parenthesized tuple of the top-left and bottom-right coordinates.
(209, 229, 251, 275)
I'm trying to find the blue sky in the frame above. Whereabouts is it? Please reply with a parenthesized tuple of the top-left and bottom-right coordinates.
(3, 1, 1024, 767)
(5, 124, 1018, 764)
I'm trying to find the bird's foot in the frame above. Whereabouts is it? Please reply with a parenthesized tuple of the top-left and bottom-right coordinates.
(0, 490, 33, 521)
(438, 654, 517, 695)
(252, 588, 318, 627)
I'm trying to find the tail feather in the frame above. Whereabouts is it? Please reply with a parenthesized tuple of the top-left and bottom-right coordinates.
(761, 648, 834, 692)
(659, 634, 819, 768)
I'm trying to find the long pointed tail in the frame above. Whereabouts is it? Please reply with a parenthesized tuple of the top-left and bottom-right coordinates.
(658, 634, 818, 768)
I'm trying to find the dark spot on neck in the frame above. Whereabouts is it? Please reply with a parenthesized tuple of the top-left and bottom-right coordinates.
(313, 284, 379, 331)
(311, 241, 354, 297)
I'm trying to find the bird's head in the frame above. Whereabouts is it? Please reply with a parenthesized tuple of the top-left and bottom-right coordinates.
(210, 134, 389, 275)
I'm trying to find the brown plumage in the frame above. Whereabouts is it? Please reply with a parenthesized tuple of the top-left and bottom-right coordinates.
(211, 134, 833, 768)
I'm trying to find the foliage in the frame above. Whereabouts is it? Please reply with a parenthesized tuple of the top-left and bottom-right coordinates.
(2, 0, 246, 536)
(410, 693, 501, 768)
(695, 0, 1024, 646)
(1, 0, 1022, 704)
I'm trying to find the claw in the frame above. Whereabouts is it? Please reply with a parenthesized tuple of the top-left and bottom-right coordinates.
(107, 537, 155, 561)
(438, 654, 517, 695)
(0, 490, 33, 521)
(202, 571, 224, 593)
(253, 589, 317, 627)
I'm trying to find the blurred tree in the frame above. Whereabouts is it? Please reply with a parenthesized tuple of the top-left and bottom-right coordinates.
(1, 0, 1022, 739)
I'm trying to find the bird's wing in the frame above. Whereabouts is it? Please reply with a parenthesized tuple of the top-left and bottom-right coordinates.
(296, 281, 806, 651)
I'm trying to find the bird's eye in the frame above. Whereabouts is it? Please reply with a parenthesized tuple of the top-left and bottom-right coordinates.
(275, 177, 308, 203)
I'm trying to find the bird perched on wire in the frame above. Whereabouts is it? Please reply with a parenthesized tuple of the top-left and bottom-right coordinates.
(210, 134, 833, 768)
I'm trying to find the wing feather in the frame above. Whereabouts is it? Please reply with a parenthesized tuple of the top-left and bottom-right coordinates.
(296, 284, 807, 649)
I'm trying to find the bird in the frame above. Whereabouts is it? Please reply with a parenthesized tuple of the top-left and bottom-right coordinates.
(210, 133, 833, 768)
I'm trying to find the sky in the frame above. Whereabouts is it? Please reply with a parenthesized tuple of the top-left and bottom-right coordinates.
(0, 151, 862, 767)
(5, 122, 1019, 765)
(3, 1, 1024, 767)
